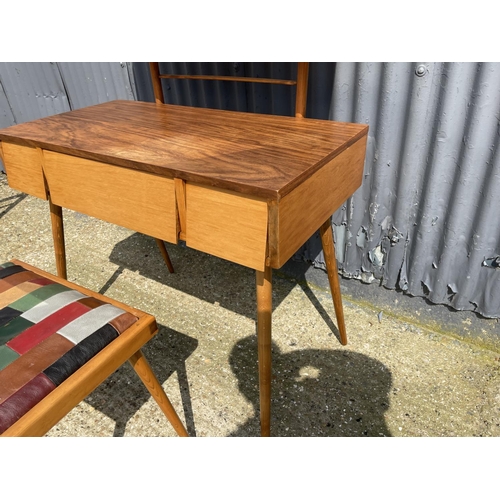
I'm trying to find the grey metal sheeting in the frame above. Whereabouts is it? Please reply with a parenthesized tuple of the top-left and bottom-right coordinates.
(0, 61, 136, 168)
(1, 62, 499, 318)
(0, 61, 135, 125)
(315, 62, 500, 318)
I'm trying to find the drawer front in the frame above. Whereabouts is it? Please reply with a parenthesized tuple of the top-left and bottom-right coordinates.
(43, 151, 178, 243)
(186, 183, 268, 271)
(1, 142, 47, 200)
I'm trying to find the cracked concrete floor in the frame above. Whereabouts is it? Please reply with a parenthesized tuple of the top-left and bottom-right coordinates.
(1, 174, 500, 437)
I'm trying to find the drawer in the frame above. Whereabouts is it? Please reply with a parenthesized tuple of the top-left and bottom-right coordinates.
(1, 142, 47, 200)
(43, 151, 178, 244)
(185, 183, 268, 271)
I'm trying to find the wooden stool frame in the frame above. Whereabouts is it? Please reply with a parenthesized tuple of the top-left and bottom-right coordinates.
(1, 260, 188, 437)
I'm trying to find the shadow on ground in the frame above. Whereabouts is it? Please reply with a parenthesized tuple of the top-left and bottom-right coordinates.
(84, 328, 392, 437)
(229, 335, 393, 437)
(83, 326, 198, 437)
(0, 192, 27, 220)
(108, 232, 345, 344)
(88, 232, 393, 436)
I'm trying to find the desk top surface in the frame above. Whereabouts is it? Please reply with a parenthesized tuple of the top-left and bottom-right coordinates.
(0, 100, 368, 200)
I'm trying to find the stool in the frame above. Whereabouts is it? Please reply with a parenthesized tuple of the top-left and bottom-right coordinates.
(0, 259, 188, 437)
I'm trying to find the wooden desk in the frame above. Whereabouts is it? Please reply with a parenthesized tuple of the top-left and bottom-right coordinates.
(0, 100, 368, 436)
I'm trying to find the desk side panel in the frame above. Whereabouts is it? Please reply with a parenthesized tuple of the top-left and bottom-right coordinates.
(270, 135, 367, 268)
(43, 151, 178, 243)
(186, 183, 268, 271)
(1, 142, 48, 200)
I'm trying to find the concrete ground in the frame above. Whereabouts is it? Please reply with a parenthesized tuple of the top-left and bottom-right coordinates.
(1, 173, 500, 437)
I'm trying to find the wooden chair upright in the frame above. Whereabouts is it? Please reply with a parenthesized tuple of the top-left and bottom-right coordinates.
(148, 62, 309, 118)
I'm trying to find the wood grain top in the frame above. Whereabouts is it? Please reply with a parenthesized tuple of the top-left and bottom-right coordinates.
(0, 100, 368, 200)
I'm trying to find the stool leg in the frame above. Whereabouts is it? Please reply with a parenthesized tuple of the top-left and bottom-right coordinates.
(319, 217, 347, 345)
(49, 198, 67, 280)
(155, 239, 175, 273)
(256, 266, 272, 437)
(128, 349, 188, 436)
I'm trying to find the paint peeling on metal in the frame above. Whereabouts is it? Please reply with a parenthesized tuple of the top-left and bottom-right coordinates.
(359, 271, 376, 283)
(306, 62, 500, 318)
(483, 256, 500, 269)
(290, 63, 500, 318)
(333, 224, 346, 264)
(369, 202, 380, 223)
(448, 283, 458, 295)
(422, 281, 432, 295)
(356, 226, 368, 248)
(388, 225, 403, 246)
(368, 245, 385, 267)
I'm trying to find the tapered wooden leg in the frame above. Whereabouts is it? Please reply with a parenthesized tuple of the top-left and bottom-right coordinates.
(319, 217, 347, 345)
(256, 266, 272, 437)
(49, 198, 67, 280)
(128, 349, 189, 436)
(155, 239, 175, 273)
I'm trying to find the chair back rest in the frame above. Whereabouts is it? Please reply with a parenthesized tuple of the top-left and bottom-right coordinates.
(148, 62, 309, 118)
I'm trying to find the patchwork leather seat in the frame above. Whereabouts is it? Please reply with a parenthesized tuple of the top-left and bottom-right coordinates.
(0, 260, 188, 437)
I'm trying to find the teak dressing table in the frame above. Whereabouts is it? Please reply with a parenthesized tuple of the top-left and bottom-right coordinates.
(0, 100, 368, 436)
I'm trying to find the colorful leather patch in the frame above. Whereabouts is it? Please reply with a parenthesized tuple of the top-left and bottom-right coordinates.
(0, 271, 41, 294)
(0, 345, 19, 371)
(0, 262, 139, 434)
(0, 281, 43, 309)
(8, 301, 92, 355)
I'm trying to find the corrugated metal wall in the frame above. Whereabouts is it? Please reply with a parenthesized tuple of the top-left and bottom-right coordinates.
(2, 62, 500, 318)
(305, 62, 500, 319)
(0, 62, 136, 171)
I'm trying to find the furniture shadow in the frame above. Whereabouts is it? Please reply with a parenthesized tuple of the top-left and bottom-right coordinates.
(83, 325, 198, 437)
(228, 335, 393, 437)
(108, 232, 344, 344)
(0, 190, 27, 220)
